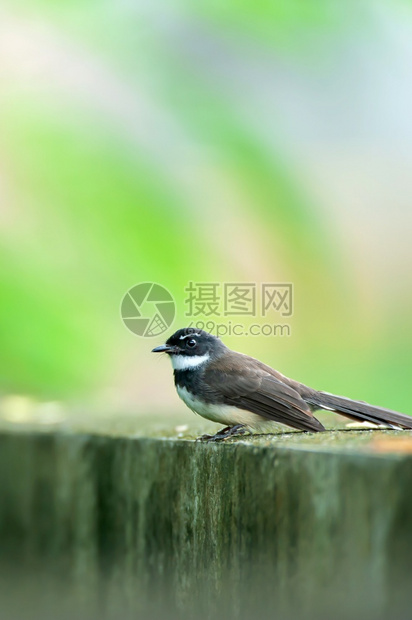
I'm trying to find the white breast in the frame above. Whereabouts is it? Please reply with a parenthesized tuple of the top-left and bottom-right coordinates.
(175, 385, 280, 433)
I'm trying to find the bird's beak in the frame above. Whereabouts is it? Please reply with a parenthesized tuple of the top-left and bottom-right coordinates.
(151, 344, 175, 354)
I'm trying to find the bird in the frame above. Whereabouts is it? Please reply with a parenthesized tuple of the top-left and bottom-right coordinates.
(152, 328, 412, 441)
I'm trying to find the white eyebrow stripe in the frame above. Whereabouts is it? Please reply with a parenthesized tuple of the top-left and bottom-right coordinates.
(179, 333, 199, 340)
(171, 353, 209, 370)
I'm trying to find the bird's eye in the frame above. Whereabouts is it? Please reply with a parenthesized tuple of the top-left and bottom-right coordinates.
(187, 338, 197, 348)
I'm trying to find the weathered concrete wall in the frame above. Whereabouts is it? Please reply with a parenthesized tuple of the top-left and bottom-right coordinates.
(0, 422, 412, 620)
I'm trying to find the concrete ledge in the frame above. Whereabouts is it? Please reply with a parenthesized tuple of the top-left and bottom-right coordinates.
(0, 416, 412, 620)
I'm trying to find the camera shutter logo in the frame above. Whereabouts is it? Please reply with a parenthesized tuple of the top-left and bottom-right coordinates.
(121, 283, 175, 337)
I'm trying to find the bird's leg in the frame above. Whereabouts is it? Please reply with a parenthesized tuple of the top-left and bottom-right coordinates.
(198, 424, 247, 442)
(198, 426, 231, 441)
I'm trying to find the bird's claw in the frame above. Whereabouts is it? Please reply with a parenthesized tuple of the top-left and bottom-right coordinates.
(197, 425, 247, 442)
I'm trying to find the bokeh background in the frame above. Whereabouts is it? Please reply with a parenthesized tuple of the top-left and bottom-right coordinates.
(1, 0, 411, 424)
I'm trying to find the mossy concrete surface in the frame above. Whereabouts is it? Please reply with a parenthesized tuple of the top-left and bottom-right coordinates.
(0, 414, 412, 620)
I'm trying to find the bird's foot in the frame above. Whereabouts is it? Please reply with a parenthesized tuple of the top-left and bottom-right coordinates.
(198, 426, 230, 442)
(198, 425, 247, 442)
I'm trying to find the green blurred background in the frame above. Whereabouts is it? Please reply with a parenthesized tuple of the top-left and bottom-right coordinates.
(0, 0, 411, 423)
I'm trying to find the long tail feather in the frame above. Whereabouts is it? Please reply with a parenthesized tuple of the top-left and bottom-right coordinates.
(308, 392, 412, 430)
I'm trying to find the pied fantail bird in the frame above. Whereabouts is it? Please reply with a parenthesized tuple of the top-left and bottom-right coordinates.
(152, 328, 412, 441)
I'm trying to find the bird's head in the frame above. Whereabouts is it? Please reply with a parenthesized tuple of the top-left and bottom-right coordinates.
(152, 328, 226, 370)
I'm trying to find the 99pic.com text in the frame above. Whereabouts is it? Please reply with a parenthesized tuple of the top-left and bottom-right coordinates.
(187, 321, 291, 338)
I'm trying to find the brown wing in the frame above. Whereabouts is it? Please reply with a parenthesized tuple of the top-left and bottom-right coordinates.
(203, 354, 325, 432)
